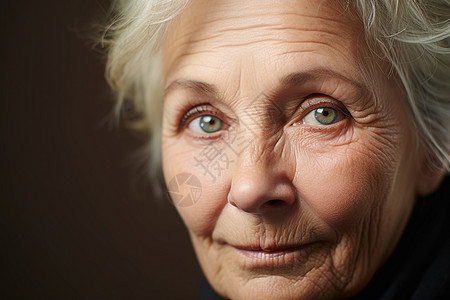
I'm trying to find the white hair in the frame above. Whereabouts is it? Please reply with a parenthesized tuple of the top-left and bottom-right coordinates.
(98, 0, 450, 193)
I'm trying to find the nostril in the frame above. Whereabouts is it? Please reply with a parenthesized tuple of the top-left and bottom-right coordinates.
(267, 199, 285, 207)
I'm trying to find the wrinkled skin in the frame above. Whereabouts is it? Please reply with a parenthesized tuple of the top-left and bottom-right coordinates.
(161, 0, 440, 299)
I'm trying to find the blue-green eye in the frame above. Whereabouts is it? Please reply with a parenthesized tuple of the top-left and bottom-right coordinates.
(302, 107, 339, 125)
(189, 115, 223, 133)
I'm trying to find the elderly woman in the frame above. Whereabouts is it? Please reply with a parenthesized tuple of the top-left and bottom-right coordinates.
(98, 0, 450, 299)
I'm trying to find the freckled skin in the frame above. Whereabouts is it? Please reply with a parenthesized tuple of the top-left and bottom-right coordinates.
(161, 0, 435, 299)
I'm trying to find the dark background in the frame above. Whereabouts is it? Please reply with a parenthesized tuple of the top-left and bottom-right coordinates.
(1, 1, 201, 298)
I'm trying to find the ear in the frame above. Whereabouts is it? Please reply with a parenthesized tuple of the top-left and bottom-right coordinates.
(416, 152, 447, 197)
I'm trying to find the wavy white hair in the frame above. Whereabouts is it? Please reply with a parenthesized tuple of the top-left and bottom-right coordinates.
(98, 0, 450, 193)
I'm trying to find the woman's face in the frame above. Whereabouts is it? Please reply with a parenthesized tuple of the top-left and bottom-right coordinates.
(161, 0, 426, 298)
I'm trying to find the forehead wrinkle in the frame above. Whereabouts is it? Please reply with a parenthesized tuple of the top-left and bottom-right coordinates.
(166, 0, 356, 54)
(164, 1, 361, 79)
(205, 33, 351, 51)
(172, 19, 351, 50)
(169, 37, 352, 77)
(265, 25, 344, 37)
(164, 0, 367, 108)
(168, 27, 355, 69)
(281, 40, 357, 62)
(166, 26, 357, 77)
(184, 21, 346, 44)
(182, 0, 351, 32)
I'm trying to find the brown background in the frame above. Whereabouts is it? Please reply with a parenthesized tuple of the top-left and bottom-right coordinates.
(1, 1, 201, 298)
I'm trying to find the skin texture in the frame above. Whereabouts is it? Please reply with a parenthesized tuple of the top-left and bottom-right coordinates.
(161, 0, 439, 299)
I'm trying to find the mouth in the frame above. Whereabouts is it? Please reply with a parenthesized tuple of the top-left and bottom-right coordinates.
(233, 244, 302, 255)
(230, 243, 316, 268)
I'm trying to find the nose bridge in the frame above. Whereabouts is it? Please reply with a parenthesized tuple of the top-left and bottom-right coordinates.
(232, 93, 286, 168)
(238, 134, 270, 167)
(232, 110, 276, 172)
(228, 125, 295, 214)
(239, 94, 284, 137)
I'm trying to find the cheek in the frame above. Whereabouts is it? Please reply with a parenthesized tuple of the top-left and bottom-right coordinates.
(294, 141, 394, 228)
(162, 136, 230, 235)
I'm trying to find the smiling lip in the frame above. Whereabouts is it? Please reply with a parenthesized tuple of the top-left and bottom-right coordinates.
(231, 244, 312, 267)
(233, 245, 301, 254)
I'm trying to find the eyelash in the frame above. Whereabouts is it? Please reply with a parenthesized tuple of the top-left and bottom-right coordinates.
(179, 104, 221, 128)
(178, 96, 352, 130)
(300, 100, 350, 120)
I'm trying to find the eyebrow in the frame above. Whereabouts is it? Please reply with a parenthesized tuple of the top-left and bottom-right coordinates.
(164, 79, 218, 98)
(164, 68, 370, 99)
(281, 68, 369, 94)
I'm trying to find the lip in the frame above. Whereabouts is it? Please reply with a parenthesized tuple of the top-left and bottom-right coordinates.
(231, 243, 314, 268)
(233, 245, 301, 254)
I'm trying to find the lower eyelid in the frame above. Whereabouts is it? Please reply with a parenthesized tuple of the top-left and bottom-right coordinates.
(185, 128, 229, 141)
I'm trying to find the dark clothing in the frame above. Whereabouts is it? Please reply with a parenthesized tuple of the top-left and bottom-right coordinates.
(350, 175, 450, 300)
(199, 176, 450, 300)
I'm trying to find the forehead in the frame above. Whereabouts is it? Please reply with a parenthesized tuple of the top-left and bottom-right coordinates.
(163, 0, 365, 94)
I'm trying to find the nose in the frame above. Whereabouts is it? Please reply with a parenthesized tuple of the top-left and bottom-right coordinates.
(228, 143, 296, 214)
